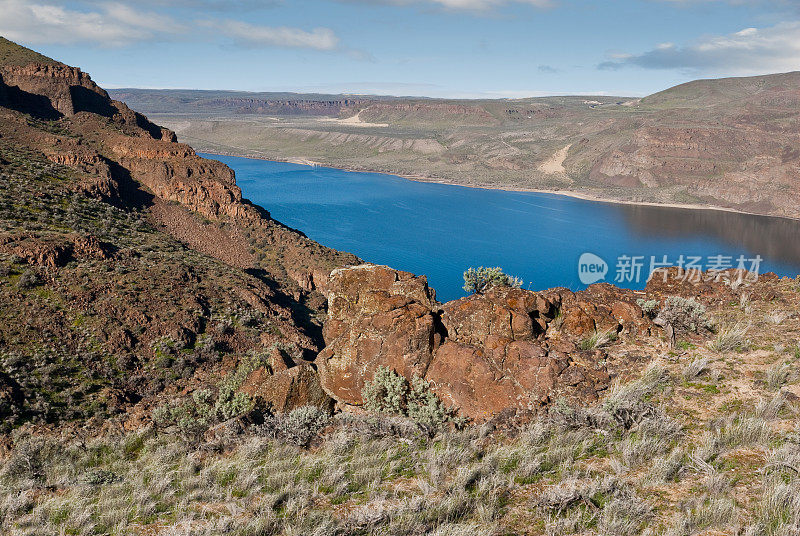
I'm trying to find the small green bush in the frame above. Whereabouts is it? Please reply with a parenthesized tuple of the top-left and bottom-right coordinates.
(463, 266, 523, 294)
(16, 269, 40, 289)
(656, 296, 713, 333)
(363, 365, 408, 414)
(362, 366, 464, 433)
(152, 351, 274, 435)
(636, 299, 660, 318)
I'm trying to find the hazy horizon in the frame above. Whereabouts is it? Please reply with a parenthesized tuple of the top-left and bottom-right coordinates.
(105, 67, 798, 101)
(3, 0, 799, 99)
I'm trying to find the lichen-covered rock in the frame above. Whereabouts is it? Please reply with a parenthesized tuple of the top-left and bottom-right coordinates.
(428, 286, 610, 420)
(241, 364, 334, 414)
(441, 286, 554, 345)
(317, 264, 444, 405)
(318, 265, 624, 421)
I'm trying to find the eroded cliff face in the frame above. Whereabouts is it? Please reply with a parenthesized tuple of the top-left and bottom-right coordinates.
(0, 43, 359, 429)
(0, 63, 105, 117)
(584, 124, 800, 216)
(0, 58, 358, 296)
(317, 264, 657, 422)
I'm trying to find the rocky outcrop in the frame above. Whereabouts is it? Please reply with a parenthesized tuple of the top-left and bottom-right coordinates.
(0, 52, 359, 298)
(0, 232, 113, 268)
(0, 64, 106, 117)
(242, 364, 334, 414)
(317, 265, 655, 421)
(109, 136, 256, 222)
(0, 61, 248, 223)
(0, 39, 362, 426)
(317, 265, 443, 406)
(203, 97, 370, 116)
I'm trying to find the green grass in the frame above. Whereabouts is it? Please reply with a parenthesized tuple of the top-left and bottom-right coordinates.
(0, 37, 59, 67)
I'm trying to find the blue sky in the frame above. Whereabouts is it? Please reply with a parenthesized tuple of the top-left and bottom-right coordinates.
(3, 0, 799, 98)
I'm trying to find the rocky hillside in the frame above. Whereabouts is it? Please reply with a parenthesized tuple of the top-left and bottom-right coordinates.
(5, 37, 800, 536)
(119, 71, 800, 218)
(0, 37, 358, 434)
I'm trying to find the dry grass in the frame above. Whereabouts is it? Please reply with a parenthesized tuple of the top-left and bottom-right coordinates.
(709, 322, 750, 353)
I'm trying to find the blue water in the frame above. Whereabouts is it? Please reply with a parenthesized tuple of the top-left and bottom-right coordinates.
(203, 153, 800, 303)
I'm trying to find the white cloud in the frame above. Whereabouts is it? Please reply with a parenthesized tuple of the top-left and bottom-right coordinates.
(0, 0, 187, 46)
(599, 20, 800, 74)
(428, 0, 552, 8)
(0, 0, 342, 52)
(213, 20, 340, 51)
(342, 0, 553, 11)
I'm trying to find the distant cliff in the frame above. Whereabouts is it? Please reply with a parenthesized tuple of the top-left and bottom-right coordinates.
(116, 72, 800, 219)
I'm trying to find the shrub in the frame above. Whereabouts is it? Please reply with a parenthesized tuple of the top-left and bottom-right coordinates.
(363, 366, 408, 414)
(16, 269, 40, 289)
(407, 376, 465, 433)
(0, 434, 58, 484)
(362, 366, 464, 433)
(636, 299, 659, 318)
(656, 296, 713, 333)
(152, 399, 212, 438)
(463, 266, 522, 294)
(602, 364, 671, 429)
(152, 352, 272, 436)
(261, 406, 331, 447)
(213, 351, 271, 420)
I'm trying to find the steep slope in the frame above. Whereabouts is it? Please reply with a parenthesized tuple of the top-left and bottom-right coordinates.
(0, 38, 358, 432)
(120, 72, 800, 218)
(575, 72, 800, 216)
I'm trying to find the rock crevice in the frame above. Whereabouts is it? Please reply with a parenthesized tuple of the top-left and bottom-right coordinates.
(317, 264, 655, 422)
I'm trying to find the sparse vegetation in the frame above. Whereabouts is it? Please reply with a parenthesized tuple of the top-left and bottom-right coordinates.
(682, 357, 709, 381)
(362, 366, 464, 434)
(462, 266, 522, 294)
(578, 328, 618, 351)
(709, 322, 750, 353)
(656, 296, 714, 334)
(2, 360, 792, 535)
(766, 361, 791, 391)
(3, 36, 800, 536)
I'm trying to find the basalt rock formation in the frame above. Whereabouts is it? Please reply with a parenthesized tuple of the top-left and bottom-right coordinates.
(317, 264, 656, 422)
(124, 71, 800, 219)
(0, 37, 358, 431)
(1, 36, 792, 436)
(0, 38, 358, 294)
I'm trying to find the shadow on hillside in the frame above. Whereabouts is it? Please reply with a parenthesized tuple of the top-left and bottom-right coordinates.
(0, 79, 62, 120)
(244, 267, 325, 361)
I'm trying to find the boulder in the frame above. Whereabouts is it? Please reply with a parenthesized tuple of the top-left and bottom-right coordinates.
(441, 286, 554, 345)
(318, 266, 625, 421)
(317, 265, 444, 405)
(542, 284, 653, 339)
(428, 286, 610, 420)
(241, 364, 334, 414)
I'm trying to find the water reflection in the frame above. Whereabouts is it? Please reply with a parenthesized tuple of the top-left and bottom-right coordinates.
(620, 204, 800, 268)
